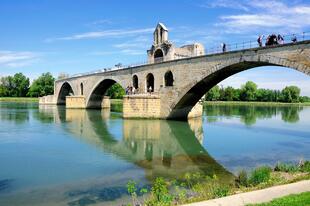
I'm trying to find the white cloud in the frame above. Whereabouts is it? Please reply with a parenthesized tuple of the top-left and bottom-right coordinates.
(199, 0, 250, 11)
(0, 51, 39, 68)
(46, 28, 154, 42)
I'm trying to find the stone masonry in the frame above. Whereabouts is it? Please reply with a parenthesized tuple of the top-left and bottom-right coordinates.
(40, 23, 310, 120)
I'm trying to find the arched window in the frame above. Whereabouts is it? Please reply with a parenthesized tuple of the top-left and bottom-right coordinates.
(80, 83, 84, 95)
(146, 73, 154, 92)
(154, 49, 163, 63)
(164, 71, 173, 87)
(133, 75, 138, 89)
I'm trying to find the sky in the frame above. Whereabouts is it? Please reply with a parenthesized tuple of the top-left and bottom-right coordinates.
(1, 0, 310, 94)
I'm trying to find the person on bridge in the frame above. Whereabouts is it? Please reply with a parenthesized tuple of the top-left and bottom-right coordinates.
(222, 43, 226, 52)
(257, 35, 263, 47)
(148, 86, 152, 94)
(291, 34, 297, 43)
(278, 34, 284, 44)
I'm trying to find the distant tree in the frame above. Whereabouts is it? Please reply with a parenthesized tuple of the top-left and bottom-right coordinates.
(223, 86, 236, 101)
(205, 85, 221, 101)
(240, 81, 257, 101)
(281, 86, 300, 103)
(12, 73, 30, 97)
(28, 72, 55, 97)
(57, 72, 69, 80)
(106, 83, 125, 99)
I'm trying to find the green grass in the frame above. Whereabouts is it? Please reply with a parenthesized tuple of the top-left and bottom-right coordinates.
(204, 101, 310, 106)
(0, 97, 38, 102)
(246, 192, 310, 206)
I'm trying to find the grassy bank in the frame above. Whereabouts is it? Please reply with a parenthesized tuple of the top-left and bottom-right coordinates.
(0, 97, 38, 102)
(246, 192, 310, 206)
(204, 101, 310, 106)
(125, 161, 310, 206)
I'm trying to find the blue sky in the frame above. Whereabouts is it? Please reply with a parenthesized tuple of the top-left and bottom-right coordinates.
(1, 0, 310, 94)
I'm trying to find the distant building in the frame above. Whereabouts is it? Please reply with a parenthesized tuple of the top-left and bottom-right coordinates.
(147, 23, 205, 63)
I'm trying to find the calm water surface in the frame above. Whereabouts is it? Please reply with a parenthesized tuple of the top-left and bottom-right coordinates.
(0, 102, 309, 206)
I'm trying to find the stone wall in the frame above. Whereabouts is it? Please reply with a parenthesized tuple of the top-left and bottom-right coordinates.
(66, 96, 86, 109)
(39, 95, 56, 105)
(123, 95, 161, 119)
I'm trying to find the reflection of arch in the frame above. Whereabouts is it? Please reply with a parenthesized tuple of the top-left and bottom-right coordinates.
(146, 73, 154, 92)
(80, 83, 84, 95)
(133, 75, 138, 89)
(154, 49, 163, 63)
(87, 79, 121, 108)
(164, 71, 173, 87)
(168, 56, 310, 120)
(57, 82, 74, 105)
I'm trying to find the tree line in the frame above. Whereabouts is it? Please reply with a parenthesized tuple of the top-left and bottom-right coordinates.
(0, 72, 55, 97)
(205, 81, 310, 103)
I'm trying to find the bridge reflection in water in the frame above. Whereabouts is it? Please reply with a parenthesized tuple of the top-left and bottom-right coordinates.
(38, 105, 233, 182)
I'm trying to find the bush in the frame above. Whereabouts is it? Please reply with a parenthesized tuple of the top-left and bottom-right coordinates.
(236, 170, 248, 187)
(212, 186, 229, 198)
(274, 163, 299, 173)
(299, 161, 310, 172)
(249, 166, 272, 186)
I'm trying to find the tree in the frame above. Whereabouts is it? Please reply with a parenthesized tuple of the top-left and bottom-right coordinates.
(12, 73, 30, 97)
(28, 72, 55, 97)
(240, 81, 257, 101)
(281, 86, 300, 103)
(222, 86, 236, 101)
(205, 85, 220, 101)
(106, 83, 125, 99)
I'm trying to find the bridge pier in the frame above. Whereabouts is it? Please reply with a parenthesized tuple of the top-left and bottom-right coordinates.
(123, 95, 202, 119)
(66, 96, 86, 109)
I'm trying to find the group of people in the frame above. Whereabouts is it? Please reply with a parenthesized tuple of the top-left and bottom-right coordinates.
(125, 86, 137, 95)
(125, 86, 153, 95)
(220, 34, 298, 52)
(258, 34, 297, 47)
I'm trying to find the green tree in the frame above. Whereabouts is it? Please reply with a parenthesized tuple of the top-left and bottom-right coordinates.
(281, 86, 301, 103)
(205, 85, 221, 101)
(223, 86, 236, 101)
(12, 73, 30, 97)
(240, 81, 257, 101)
(28, 72, 55, 97)
(106, 83, 125, 99)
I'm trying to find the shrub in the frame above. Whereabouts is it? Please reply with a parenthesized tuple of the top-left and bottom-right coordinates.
(212, 186, 229, 198)
(249, 166, 272, 186)
(236, 170, 248, 187)
(299, 161, 310, 172)
(147, 177, 173, 206)
(274, 163, 299, 172)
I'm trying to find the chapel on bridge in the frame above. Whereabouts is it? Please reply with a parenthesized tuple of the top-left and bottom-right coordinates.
(147, 23, 205, 63)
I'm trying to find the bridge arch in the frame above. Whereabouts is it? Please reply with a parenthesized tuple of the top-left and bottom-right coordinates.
(146, 73, 154, 92)
(86, 78, 125, 108)
(133, 75, 139, 89)
(168, 55, 310, 120)
(164, 70, 174, 87)
(80, 83, 84, 95)
(57, 82, 74, 105)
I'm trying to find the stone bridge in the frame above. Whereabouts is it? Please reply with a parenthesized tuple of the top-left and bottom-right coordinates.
(40, 40, 310, 120)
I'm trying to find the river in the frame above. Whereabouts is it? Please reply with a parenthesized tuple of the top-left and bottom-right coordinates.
(0, 102, 309, 206)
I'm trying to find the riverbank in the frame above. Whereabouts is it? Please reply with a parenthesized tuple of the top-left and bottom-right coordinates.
(204, 101, 310, 106)
(0, 97, 38, 102)
(125, 161, 310, 206)
(184, 181, 310, 206)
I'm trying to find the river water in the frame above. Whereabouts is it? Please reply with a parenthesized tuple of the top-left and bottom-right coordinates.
(0, 102, 309, 206)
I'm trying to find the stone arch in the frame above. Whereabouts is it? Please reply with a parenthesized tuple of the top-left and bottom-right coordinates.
(146, 73, 154, 92)
(80, 82, 84, 95)
(133, 75, 139, 89)
(86, 78, 125, 108)
(57, 82, 74, 105)
(164, 70, 174, 87)
(154, 49, 163, 63)
(167, 55, 310, 120)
